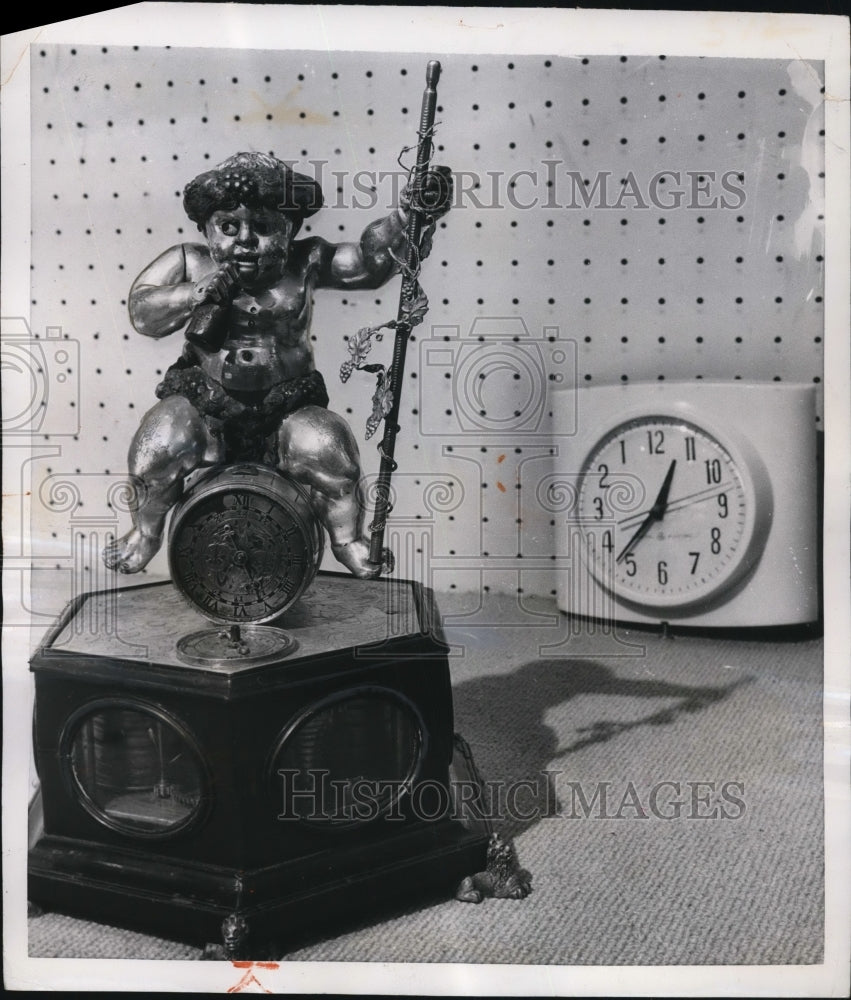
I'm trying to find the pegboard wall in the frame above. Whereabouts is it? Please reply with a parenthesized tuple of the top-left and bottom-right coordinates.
(25, 44, 825, 599)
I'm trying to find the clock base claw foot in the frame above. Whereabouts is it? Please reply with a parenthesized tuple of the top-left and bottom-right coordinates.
(219, 912, 250, 961)
(27, 900, 45, 918)
(102, 528, 161, 574)
(455, 833, 532, 904)
(455, 877, 485, 904)
(332, 538, 394, 578)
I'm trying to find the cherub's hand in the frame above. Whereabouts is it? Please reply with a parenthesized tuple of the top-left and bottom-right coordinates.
(400, 165, 453, 221)
(192, 263, 239, 305)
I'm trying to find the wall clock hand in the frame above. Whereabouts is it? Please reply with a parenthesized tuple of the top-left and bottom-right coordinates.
(616, 459, 677, 563)
(618, 480, 733, 529)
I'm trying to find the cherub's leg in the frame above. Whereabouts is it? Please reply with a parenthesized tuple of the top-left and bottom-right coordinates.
(277, 406, 391, 579)
(103, 395, 216, 573)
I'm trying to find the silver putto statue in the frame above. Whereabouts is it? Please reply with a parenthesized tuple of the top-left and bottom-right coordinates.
(103, 148, 451, 581)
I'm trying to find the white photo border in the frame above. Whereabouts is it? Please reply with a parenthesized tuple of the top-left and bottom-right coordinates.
(3, 5, 849, 995)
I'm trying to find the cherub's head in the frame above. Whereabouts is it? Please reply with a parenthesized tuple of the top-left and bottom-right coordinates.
(183, 152, 323, 288)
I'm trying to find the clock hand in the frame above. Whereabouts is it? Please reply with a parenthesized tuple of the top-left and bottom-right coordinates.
(661, 483, 734, 519)
(652, 458, 677, 510)
(618, 480, 733, 528)
(223, 522, 266, 592)
(616, 459, 677, 563)
(615, 516, 655, 565)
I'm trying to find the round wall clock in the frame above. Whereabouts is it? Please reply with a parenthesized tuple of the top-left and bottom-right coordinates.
(552, 382, 819, 628)
(168, 464, 324, 640)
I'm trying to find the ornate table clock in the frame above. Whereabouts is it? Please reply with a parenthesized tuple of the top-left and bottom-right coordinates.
(168, 464, 324, 663)
(28, 572, 490, 957)
(29, 61, 502, 956)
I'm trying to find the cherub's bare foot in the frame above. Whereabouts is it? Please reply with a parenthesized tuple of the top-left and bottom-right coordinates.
(103, 528, 161, 573)
(332, 538, 394, 579)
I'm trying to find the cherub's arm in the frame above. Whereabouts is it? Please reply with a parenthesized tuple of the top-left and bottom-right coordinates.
(128, 244, 221, 338)
(307, 165, 453, 291)
(306, 210, 409, 292)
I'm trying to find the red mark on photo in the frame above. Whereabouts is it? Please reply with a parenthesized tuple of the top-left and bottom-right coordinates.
(497, 453, 507, 491)
(227, 961, 279, 993)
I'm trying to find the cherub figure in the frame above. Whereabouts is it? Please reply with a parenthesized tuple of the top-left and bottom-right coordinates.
(103, 151, 449, 579)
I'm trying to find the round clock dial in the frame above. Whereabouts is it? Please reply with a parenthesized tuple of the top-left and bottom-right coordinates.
(169, 466, 323, 624)
(575, 416, 765, 612)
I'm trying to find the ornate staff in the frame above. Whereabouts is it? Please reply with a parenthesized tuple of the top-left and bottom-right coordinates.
(340, 60, 443, 570)
(369, 60, 441, 567)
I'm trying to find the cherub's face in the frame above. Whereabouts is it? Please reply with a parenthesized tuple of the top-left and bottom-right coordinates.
(204, 205, 294, 289)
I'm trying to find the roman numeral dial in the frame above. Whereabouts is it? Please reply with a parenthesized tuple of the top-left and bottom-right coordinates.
(168, 466, 324, 625)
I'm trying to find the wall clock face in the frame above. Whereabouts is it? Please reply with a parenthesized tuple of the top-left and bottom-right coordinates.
(169, 466, 323, 625)
(553, 382, 819, 628)
(576, 416, 759, 611)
